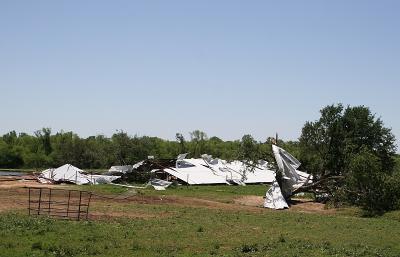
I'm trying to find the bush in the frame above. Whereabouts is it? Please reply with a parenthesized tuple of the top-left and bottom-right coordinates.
(344, 148, 400, 215)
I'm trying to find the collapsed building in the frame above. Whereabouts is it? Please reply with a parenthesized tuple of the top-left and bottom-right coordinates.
(110, 145, 312, 209)
(39, 164, 120, 185)
(38, 145, 312, 210)
(112, 154, 276, 186)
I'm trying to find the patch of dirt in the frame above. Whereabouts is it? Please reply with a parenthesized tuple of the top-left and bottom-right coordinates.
(234, 196, 264, 207)
(0, 176, 70, 189)
(234, 196, 336, 215)
(0, 188, 28, 212)
(289, 199, 336, 214)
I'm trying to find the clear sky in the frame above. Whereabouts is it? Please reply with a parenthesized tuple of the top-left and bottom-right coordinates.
(1, 1, 399, 148)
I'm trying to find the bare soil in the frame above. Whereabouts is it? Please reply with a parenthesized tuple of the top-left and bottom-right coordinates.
(234, 195, 336, 214)
(289, 199, 336, 214)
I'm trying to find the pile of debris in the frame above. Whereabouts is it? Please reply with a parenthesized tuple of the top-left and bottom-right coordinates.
(106, 145, 312, 205)
(38, 164, 120, 185)
(263, 145, 312, 209)
(36, 145, 312, 210)
(109, 154, 276, 186)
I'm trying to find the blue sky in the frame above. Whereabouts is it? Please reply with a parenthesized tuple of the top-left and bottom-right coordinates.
(1, 1, 399, 148)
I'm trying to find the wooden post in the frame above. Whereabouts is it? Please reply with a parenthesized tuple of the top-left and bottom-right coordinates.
(28, 188, 31, 215)
(77, 191, 82, 221)
(48, 188, 52, 215)
(67, 190, 71, 218)
(37, 188, 42, 215)
(86, 193, 92, 220)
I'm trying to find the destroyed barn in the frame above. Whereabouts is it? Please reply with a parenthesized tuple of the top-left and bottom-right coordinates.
(36, 145, 312, 210)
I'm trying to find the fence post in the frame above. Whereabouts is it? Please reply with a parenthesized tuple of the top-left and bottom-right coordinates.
(37, 188, 42, 215)
(67, 190, 71, 218)
(77, 191, 82, 221)
(48, 188, 52, 215)
(86, 193, 92, 220)
(28, 188, 31, 216)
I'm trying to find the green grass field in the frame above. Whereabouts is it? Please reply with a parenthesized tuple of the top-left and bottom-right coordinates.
(1, 185, 399, 257)
(77, 184, 269, 203)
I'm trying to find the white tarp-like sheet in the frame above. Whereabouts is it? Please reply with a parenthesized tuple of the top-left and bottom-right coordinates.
(164, 159, 228, 185)
(163, 158, 275, 185)
(271, 145, 312, 197)
(88, 175, 121, 184)
(264, 145, 312, 210)
(149, 178, 173, 190)
(108, 165, 133, 174)
(41, 164, 91, 185)
(40, 164, 120, 185)
(215, 160, 275, 184)
(263, 181, 289, 209)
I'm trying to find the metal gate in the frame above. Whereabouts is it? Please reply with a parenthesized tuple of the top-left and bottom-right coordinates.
(27, 187, 92, 221)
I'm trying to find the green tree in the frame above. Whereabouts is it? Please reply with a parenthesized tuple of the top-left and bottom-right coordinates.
(299, 104, 398, 213)
(175, 133, 186, 153)
(189, 130, 208, 157)
(34, 128, 52, 155)
(344, 147, 400, 214)
(0, 140, 24, 168)
(236, 135, 260, 181)
(111, 130, 134, 165)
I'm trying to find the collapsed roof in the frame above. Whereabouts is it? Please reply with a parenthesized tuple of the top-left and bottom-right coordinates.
(122, 156, 276, 185)
(40, 164, 120, 185)
(41, 164, 91, 185)
(166, 158, 276, 185)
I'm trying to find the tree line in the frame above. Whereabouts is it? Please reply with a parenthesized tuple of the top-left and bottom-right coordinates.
(0, 128, 297, 170)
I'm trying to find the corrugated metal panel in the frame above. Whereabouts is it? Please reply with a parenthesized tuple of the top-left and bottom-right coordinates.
(164, 158, 275, 185)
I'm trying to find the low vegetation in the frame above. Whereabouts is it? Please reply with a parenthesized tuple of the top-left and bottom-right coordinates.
(79, 184, 269, 203)
(1, 190, 400, 257)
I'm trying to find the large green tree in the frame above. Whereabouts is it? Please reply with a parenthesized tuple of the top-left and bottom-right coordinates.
(299, 104, 399, 213)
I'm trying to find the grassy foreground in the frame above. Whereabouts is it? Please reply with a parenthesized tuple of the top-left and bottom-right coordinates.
(1, 185, 400, 257)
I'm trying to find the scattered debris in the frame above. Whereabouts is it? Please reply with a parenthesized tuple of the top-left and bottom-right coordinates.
(107, 165, 133, 175)
(122, 156, 275, 185)
(149, 179, 173, 190)
(88, 174, 121, 184)
(34, 146, 312, 211)
(263, 181, 289, 209)
(39, 164, 120, 185)
(263, 145, 312, 210)
(109, 183, 148, 189)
